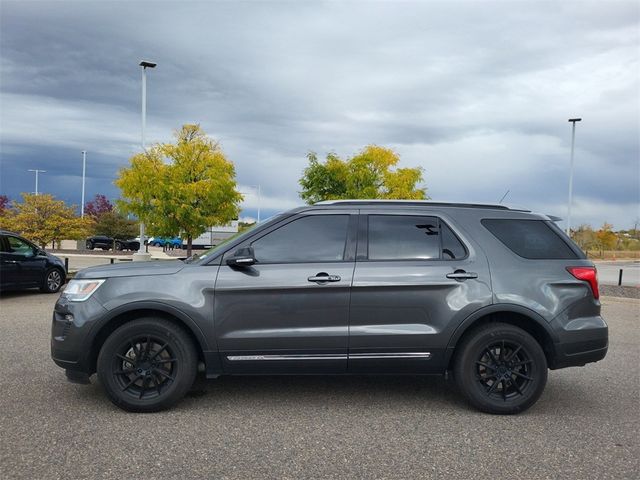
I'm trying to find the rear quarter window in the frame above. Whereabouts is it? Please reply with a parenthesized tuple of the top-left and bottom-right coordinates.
(482, 219, 579, 260)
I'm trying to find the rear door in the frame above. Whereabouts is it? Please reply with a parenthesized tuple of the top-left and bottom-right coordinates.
(349, 210, 493, 373)
(214, 210, 358, 374)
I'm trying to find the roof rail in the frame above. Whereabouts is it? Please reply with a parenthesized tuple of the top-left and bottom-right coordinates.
(314, 199, 529, 211)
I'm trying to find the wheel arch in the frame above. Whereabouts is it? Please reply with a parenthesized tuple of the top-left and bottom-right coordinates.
(444, 304, 559, 370)
(87, 302, 209, 374)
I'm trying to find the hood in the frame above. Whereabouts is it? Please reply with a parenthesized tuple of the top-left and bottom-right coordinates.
(75, 259, 185, 279)
(46, 252, 65, 265)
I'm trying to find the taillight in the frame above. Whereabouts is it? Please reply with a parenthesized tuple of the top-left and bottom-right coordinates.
(566, 266, 599, 300)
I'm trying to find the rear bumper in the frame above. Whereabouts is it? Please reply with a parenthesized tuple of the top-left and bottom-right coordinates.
(550, 315, 608, 369)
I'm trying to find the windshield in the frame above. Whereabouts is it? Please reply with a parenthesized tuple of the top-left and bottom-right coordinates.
(185, 217, 274, 264)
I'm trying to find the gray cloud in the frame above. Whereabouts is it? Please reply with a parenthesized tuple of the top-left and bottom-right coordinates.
(1, 0, 638, 227)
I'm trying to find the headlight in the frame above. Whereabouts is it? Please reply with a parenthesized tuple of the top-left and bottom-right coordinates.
(62, 279, 105, 302)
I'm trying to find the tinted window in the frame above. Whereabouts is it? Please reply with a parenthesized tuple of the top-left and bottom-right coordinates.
(441, 222, 467, 259)
(6, 236, 35, 257)
(252, 215, 349, 263)
(482, 219, 578, 259)
(368, 215, 440, 260)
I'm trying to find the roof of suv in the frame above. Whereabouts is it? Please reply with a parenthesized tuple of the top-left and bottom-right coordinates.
(313, 200, 531, 212)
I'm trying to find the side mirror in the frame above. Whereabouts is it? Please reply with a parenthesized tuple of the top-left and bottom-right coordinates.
(37, 249, 48, 257)
(226, 246, 256, 267)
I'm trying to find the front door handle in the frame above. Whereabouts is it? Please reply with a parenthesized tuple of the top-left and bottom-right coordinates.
(446, 270, 478, 280)
(308, 273, 341, 283)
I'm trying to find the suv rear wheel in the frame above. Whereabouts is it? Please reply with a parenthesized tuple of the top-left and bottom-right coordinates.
(97, 318, 197, 412)
(454, 322, 547, 414)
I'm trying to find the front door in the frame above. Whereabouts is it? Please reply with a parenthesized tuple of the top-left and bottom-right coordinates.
(349, 211, 493, 373)
(0, 235, 45, 288)
(214, 210, 357, 374)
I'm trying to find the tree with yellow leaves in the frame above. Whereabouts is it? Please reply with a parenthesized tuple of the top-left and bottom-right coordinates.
(116, 124, 242, 256)
(0, 193, 93, 248)
(299, 145, 427, 204)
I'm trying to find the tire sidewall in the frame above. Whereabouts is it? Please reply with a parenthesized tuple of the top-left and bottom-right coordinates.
(455, 324, 547, 414)
(97, 319, 197, 412)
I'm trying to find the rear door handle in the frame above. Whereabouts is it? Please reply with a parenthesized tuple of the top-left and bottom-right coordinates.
(446, 270, 478, 280)
(308, 273, 341, 283)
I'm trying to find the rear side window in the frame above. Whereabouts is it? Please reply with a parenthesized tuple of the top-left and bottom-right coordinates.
(367, 215, 467, 261)
(482, 219, 578, 259)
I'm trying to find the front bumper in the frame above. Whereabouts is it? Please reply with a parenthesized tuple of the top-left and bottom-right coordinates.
(50, 295, 108, 376)
(550, 315, 608, 369)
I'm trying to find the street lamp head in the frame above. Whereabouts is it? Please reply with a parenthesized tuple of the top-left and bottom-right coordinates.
(139, 60, 157, 69)
(568, 118, 582, 122)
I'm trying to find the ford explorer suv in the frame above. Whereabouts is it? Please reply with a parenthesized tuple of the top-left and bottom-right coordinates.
(51, 201, 607, 414)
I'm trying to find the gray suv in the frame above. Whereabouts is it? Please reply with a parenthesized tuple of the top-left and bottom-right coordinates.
(51, 201, 608, 414)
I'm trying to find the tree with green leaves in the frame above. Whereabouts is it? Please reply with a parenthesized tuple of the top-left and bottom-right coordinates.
(299, 145, 428, 204)
(93, 211, 139, 250)
(0, 193, 93, 248)
(116, 124, 242, 256)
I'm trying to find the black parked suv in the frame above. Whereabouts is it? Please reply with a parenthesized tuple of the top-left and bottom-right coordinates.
(51, 201, 607, 414)
(1, 230, 66, 293)
(85, 236, 140, 251)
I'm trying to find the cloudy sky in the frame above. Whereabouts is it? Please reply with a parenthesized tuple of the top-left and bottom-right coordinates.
(1, 0, 638, 228)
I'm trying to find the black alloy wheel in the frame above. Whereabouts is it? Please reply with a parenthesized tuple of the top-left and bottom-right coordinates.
(112, 336, 176, 399)
(115, 241, 123, 251)
(475, 339, 533, 401)
(454, 322, 547, 414)
(97, 318, 197, 412)
(86, 240, 94, 250)
(41, 268, 64, 293)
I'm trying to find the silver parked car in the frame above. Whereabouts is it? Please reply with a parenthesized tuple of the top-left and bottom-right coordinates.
(51, 201, 607, 413)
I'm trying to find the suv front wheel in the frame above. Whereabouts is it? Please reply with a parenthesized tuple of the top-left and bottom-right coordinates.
(97, 318, 197, 412)
(454, 322, 547, 414)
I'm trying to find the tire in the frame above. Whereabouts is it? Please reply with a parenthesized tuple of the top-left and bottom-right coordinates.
(97, 318, 197, 412)
(453, 322, 547, 414)
(41, 268, 64, 293)
(115, 241, 123, 251)
(86, 241, 94, 250)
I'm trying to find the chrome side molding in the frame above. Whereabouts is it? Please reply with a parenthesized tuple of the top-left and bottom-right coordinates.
(349, 352, 431, 360)
(226, 352, 431, 361)
(227, 354, 347, 361)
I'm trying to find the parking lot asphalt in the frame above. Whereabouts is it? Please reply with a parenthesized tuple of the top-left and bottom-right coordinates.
(594, 260, 640, 287)
(0, 293, 637, 479)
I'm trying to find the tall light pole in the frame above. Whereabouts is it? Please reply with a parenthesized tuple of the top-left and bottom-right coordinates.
(81, 151, 87, 217)
(566, 118, 582, 235)
(28, 169, 46, 195)
(250, 184, 262, 222)
(241, 185, 262, 223)
(134, 60, 156, 260)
